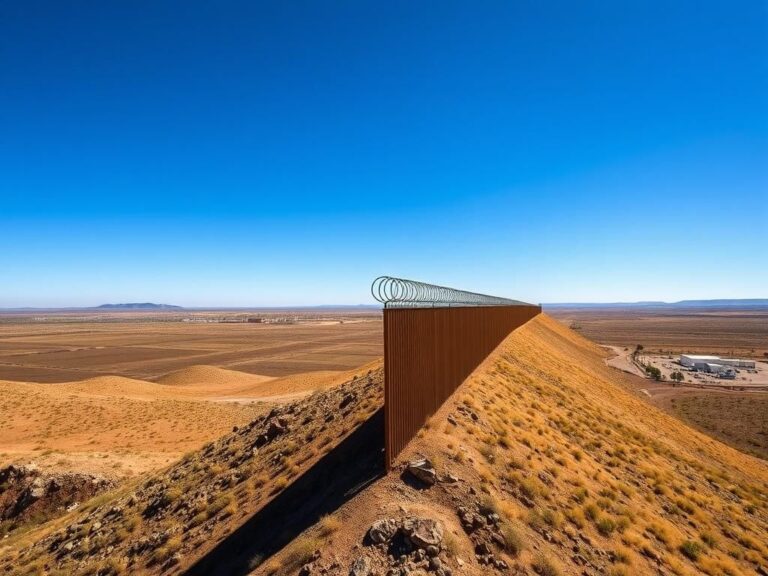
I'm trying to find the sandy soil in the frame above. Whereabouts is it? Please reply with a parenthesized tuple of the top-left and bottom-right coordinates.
(0, 362, 370, 479)
(0, 314, 382, 382)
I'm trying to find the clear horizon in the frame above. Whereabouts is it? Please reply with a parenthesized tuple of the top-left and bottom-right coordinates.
(2, 297, 768, 310)
(2, 2, 766, 307)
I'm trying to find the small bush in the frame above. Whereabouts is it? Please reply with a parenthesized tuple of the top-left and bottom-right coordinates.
(584, 503, 599, 521)
(318, 514, 341, 537)
(572, 487, 589, 503)
(615, 516, 631, 533)
(614, 546, 632, 564)
(647, 522, 671, 545)
(443, 531, 461, 558)
(565, 507, 586, 529)
(499, 521, 524, 556)
(679, 540, 702, 561)
(478, 494, 501, 516)
(700, 531, 717, 548)
(597, 517, 616, 536)
(542, 509, 563, 529)
(283, 536, 322, 569)
(532, 554, 561, 576)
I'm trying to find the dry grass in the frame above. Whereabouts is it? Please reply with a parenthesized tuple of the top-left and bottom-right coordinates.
(418, 315, 768, 576)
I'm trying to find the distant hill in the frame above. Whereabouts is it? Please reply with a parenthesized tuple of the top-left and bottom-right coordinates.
(94, 303, 183, 310)
(544, 298, 768, 309)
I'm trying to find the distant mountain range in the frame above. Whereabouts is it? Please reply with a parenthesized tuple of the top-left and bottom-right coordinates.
(94, 303, 184, 310)
(543, 299, 768, 309)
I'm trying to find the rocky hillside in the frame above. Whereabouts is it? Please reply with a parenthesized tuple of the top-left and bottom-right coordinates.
(0, 369, 383, 575)
(252, 315, 768, 576)
(0, 465, 113, 536)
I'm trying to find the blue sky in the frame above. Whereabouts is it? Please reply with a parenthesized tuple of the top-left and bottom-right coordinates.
(1, 1, 766, 307)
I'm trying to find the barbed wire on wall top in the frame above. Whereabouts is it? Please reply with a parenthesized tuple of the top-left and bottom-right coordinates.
(371, 276, 530, 308)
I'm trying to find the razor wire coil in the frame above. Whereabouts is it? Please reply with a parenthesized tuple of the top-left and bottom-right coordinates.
(371, 276, 527, 308)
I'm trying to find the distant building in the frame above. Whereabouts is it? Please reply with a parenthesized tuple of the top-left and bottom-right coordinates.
(718, 358, 755, 369)
(247, 317, 263, 323)
(680, 354, 720, 367)
(680, 354, 755, 370)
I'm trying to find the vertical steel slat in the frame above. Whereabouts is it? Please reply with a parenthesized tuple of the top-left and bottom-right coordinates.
(383, 305, 541, 468)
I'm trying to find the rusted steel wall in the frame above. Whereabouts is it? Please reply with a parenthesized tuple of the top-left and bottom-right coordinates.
(384, 305, 540, 468)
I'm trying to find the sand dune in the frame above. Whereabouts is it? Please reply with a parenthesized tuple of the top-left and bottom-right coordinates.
(0, 362, 373, 479)
(156, 364, 275, 388)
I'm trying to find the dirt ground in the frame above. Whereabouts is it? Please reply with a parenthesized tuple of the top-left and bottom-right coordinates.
(547, 306, 768, 359)
(651, 387, 768, 460)
(0, 311, 382, 383)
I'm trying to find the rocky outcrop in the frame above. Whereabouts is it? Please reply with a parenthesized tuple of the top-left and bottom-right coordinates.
(0, 464, 113, 528)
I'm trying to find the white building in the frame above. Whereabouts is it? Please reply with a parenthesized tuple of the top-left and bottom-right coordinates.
(679, 354, 755, 370)
(719, 358, 755, 369)
(680, 354, 720, 367)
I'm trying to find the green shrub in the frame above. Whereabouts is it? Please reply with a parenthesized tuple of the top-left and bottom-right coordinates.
(597, 517, 616, 536)
(679, 540, 702, 561)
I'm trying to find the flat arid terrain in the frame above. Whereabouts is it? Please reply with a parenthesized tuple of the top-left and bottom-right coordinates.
(546, 306, 768, 359)
(2, 315, 767, 576)
(0, 311, 382, 383)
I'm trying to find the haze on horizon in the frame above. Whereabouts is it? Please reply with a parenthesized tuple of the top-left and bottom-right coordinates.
(1, 1, 766, 308)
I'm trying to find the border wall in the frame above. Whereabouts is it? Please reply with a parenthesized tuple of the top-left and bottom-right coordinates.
(373, 277, 540, 468)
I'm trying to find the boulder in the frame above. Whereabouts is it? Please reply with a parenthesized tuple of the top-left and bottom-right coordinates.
(368, 518, 399, 544)
(349, 556, 371, 576)
(406, 458, 437, 486)
(401, 517, 444, 549)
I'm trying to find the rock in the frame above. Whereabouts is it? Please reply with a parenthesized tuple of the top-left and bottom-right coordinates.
(349, 556, 371, 576)
(29, 477, 46, 500)
(340, 393, 357, 410)
(519, 495, 535, 508)
(402, 517, 444, 549)
(406, 458, 437, 486)
(369, 518, 399, 544)
(537, 470, 554, 486)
